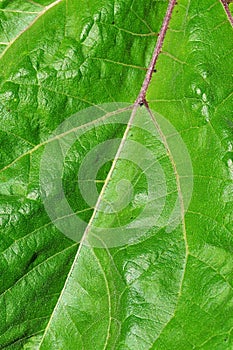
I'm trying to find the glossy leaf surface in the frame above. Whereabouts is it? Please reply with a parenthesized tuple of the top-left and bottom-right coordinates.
(0, 0, 232, 349)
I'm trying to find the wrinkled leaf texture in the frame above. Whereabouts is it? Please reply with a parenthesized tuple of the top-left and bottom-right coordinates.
(0, 0, 233, 349)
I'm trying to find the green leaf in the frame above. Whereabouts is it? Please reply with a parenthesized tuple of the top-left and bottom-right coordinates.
(230, 2, 233, 15)
(0, 0, 232, 349)
(0, 0, 60, 55)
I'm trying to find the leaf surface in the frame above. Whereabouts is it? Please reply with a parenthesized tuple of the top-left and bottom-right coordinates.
(0, 0, 232, 349)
